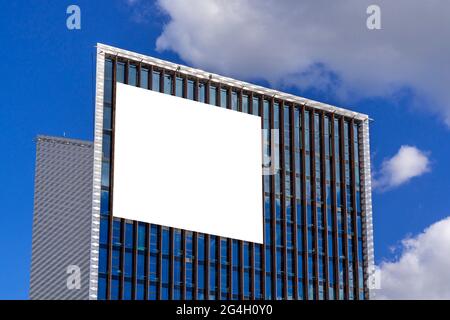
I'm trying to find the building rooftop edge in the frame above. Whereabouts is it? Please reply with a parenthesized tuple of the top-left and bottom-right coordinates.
(36, 135, 94, 148)
(96, 43, 370, 121)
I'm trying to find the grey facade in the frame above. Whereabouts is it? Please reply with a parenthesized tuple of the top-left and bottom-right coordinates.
(29, 136, 93, 300)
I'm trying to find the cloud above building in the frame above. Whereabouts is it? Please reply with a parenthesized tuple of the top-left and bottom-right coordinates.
(151, 0, 450, 126)
(374, 216, 450, 299)
(373, 145, 430, 190)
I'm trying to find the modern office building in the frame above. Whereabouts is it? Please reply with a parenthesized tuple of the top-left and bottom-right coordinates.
(30, 43, 374, 300)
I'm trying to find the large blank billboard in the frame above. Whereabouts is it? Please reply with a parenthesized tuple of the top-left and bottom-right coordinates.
(113, 83, 263, 243)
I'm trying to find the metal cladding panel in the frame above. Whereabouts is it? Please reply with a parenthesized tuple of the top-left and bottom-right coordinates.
(29, 136, 93, 300)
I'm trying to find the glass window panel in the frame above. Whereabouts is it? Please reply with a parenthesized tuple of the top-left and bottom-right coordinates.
(117, 62, 125, 83)
(242, 94, 249, 113)
(111, 278, 120, 300)
(138, 223, 146, 249)
(231, 91, 238, 110)
(174, 230, 182, 256)
(209, 85, 217, 105)
(149, 283, 157, 300)
(232, 240, 239, 265)
(220, 88, 227, 108)
(112, 248, 120, 275)
(176, 77, 183, 97)
(112, 219, 121, 246)
(137, 281, 145, 300)
(210, 236, 216, 261)
(198, 235, 205, 261)
(101, 161, 110, 188)
(102, 133, 111, 160)
(100, 217, 108, 244)
(162, 257, 169, 283)
(128, 65, 137, 86)
(198, 83, 206, 102)
(98, 275, 107, 300)
(252, 97, 260, 116)
(137, 252, 145, 277)
(125, 251, 132, 276)
(152, 71, 160, 91)
(164, 74, 173, 94)
(150, 225, 158, 253)
(209, 265, 216, 289)
(104, 60, 113, 104)
(140, 68, 148, 89)
(187, 80, 194, 100)
(265, 274, 272, 299)
(198, 263, 205, 289)
(162, 228, 169, 255)
(99, 247, 107, 273)
(125, 223, 133, 248)
(103, 105, 112, 130)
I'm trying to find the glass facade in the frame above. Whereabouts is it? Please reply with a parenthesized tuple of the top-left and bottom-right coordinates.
(97, 56, 367, 300)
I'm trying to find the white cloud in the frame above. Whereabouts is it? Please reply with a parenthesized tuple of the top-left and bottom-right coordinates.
(152, 0, 450, 126)
(374, 217, 450, 299)
(373, 145, 430, 190)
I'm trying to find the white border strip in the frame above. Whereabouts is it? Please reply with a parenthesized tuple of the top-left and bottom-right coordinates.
(96, 43, 369, 122)
(88, 46, 104, 300)
(359, 120, 375, 299)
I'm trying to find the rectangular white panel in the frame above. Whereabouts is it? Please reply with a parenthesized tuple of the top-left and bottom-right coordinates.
(113, 83, 263, 243)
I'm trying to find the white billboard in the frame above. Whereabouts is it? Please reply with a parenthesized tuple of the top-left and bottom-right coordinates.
(113, 83, 263, 244)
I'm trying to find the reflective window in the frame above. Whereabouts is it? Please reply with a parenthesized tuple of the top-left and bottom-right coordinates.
(231, 91, 238, 110)
(209, 85, 217, 105)
(128, 65, 137, 86)
(198, 83, 206, 102)
(220, 88, 227, 108)
(136, 281, 145, 300)
(103, 105, 111, 130)
(242, 94, 249, 113)
(101, 161, 109, 188)
(210, 236, 216, 261)
(98, 274, 107, 300)
(164, 74, 173, 94)
(176, 77, 183, 97)
(162, 228, 169, 255)
(124, 250, 132, 276)
(99, 247, 107, 273)
(100, 217, 108, 244)
(252, 96, 260, 115)
(111, 277, 120, 300)
(152, 71, 160, 91)
(104, 59, 113, 104)
(137, 252, 145, 277)
(140, 67, 148, 89)
(198, 234, 205, 261)
(125, 223, 133, 248)
(138, 223, 146, 250)
(117, 62, 125, 83)
(112, 220, 121, 246)
(187, 80, 194, 100)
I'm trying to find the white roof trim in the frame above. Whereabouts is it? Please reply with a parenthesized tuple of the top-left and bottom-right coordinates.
(96, 43, 369, 121)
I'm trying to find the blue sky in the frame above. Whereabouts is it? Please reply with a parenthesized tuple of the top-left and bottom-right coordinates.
(0, 0, 449, 299)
